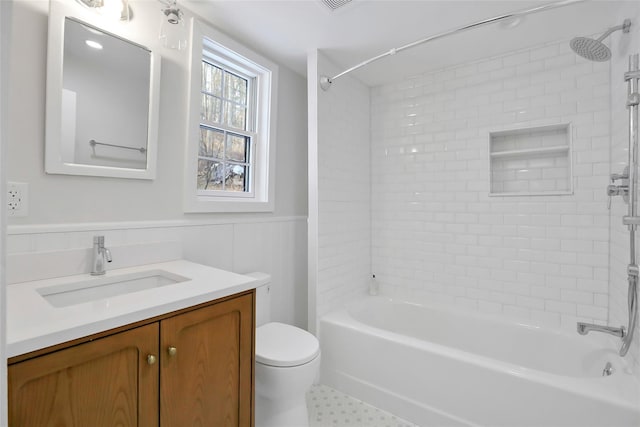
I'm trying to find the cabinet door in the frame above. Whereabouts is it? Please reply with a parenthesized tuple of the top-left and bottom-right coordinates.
(9, 323, 159, 427)
(160, 292, 254, 427)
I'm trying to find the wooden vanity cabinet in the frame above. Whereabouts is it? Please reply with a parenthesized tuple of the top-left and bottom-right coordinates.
(161, 292, 254, 427)
(8, 291, 255, 427)
(9, 323, 160, 427)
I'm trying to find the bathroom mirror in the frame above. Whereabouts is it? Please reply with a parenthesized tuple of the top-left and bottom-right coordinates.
(45, 1, 160, 179)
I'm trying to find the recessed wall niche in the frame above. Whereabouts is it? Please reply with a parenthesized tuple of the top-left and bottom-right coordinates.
(489, 123, 572, 196)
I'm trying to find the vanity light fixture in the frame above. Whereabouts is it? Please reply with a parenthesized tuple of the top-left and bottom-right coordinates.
(76, 0, 131, 21)
(159, 0, 187, 51)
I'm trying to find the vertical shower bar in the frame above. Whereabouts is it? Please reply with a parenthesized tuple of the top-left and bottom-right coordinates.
(628, 54, 638, 259)
(621, 54, 639, 357)
(628, 54, 639, 236)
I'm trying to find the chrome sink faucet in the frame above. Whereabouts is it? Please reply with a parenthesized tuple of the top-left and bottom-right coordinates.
(576, 322, 625, 338)
(91, 235, 112, 276)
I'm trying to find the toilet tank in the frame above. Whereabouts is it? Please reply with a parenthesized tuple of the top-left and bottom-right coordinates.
(246, 272, 271, 327)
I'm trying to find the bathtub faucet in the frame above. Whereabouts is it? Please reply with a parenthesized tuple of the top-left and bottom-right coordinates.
(576, 322, 625, 338)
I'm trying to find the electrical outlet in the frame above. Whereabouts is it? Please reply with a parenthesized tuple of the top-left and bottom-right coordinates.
(7, 182, 29, 217)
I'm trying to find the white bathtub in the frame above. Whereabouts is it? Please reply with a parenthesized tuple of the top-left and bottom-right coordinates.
(320, 296, 640, 427)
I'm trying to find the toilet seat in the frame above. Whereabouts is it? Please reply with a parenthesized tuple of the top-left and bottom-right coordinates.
(256, 322, 320, 367)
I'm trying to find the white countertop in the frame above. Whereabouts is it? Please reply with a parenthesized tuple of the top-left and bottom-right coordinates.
(7, 260, 262, 358)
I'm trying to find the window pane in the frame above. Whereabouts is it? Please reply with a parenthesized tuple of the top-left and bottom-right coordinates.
(226, 134, 248, 162)
(199, 127, 224, 158)
(197, 53, 258, 196)
(225, 164, 247, 192)
(197, 160, 223, 190)
(201, 94, 222, 123)
(225, 101, 247, 130)
(201, 62, 222, 96)
(224, 72, 247, 105)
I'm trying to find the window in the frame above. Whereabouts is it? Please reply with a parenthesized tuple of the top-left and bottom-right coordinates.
(198, 62, 253, 195)
(185, 19, 278, 212)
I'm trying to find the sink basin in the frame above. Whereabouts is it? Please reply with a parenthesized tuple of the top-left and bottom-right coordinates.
(37, 270, 190, 307)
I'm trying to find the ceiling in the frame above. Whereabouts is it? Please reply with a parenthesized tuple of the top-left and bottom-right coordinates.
(183, 0, 637, 86)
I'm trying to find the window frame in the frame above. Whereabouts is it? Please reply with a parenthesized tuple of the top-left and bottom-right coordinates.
(184, 18, 278, 213)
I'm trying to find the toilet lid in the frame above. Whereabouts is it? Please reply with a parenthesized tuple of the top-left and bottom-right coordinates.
(256, 322, 320, 367)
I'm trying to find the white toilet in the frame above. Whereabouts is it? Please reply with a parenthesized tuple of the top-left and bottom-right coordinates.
(250, 273, 321, 427)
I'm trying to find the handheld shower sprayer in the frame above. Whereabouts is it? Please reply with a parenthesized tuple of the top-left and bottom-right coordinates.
(570, 19, 631, 62)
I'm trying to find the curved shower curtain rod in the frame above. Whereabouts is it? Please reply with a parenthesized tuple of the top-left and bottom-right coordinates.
(319, 0, 585, 90)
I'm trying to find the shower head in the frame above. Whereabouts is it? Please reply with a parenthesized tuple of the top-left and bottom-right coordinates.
(570, 19, 631, 62)
(570, 37, 612, 61)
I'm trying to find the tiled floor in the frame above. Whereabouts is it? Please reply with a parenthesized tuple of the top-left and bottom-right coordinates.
(306, 384, 417, 427)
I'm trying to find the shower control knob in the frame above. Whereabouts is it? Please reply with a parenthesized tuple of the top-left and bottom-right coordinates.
(610, 172, 629, 182)
(607, 184, 628, 197)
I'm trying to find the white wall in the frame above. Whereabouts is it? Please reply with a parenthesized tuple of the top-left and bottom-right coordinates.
(5, 0, 308, 331)
(7, 0, 307, 224)
(308, 51, 371, 328)
(609, 5, 640, 380)
(371, 38, 611, 331)
(0, 1, 10, 424)
(307, 51, 319, 332)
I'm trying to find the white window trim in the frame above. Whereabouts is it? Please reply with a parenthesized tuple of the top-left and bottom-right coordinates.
(184, 18, 278, 213)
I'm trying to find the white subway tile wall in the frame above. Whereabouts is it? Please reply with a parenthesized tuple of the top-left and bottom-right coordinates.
(370, 38, 611, 332)
(317, 54, 371, 318)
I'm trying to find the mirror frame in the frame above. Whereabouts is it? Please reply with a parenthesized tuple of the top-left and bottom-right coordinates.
(45, 0, 161, 180)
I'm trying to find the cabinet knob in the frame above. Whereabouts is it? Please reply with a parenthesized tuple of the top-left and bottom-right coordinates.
(167, 346, 177, 357)
(147, 354, 157, 365)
